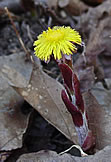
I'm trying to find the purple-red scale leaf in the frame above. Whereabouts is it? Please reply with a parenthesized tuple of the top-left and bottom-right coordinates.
(61, 90, 83, 127)
(73, 74, 84, 113)
(82, 130, 95, 151)
(59, 63, 73, 92)
(64, 83, 72, 102)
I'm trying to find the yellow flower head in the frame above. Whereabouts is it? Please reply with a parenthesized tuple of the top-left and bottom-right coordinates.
(33, 26, 82, 62)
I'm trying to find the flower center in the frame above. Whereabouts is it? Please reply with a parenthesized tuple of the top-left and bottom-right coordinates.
(47, 31, 64, 42)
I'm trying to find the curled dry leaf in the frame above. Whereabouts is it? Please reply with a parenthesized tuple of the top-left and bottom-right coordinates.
(78, 66, 95, 93)
(58, 0, 69, 8)
(0, 0, 25, 14)
(74, 58, 95, 92)
(82, 0, 104, 6)
(78, 0, 111, 80)
(17, 150, 79, 162)
(0, 52, 32, 150)
(47, 0, 58, 9)
(83, 79, 111, 150)
(79, 0, 111, 40)
(91, 79, 111, 149)
(58, 0, 88, 16)
(17, 146, 111, 162)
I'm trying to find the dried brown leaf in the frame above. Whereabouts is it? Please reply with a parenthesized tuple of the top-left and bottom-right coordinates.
(0, 52, 33, 88)
(0, 52, 31, 150)
(14, 65, 78, 144)
(82, 0, 104, 6)
(83, 79, 111, 150)
(0, 52, 78, 145)
(78, 0, 111, 79)
(58, 0, 88, 16)
(74, 59, 95, 92)
(47, 0, 58, 9)
(17, 146, 111, 162)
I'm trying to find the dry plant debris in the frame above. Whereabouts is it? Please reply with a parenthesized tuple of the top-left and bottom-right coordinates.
(0, 0, 111, 161)
(0, 52, 31, 151)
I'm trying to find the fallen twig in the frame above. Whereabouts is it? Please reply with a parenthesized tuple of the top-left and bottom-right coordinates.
(5, 7, 32, 62)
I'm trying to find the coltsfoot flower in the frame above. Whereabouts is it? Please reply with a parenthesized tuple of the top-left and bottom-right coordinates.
(33, 26, 82, 62)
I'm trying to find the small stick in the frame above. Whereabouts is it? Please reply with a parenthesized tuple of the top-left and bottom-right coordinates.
(59, 145, 87, 157)
(5, 7, 31, 60)
(81, 42, 87, 64)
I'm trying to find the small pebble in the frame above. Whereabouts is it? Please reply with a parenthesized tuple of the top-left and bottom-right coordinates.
(22, 91, 28, 97)
(28, 84, 31, 88)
